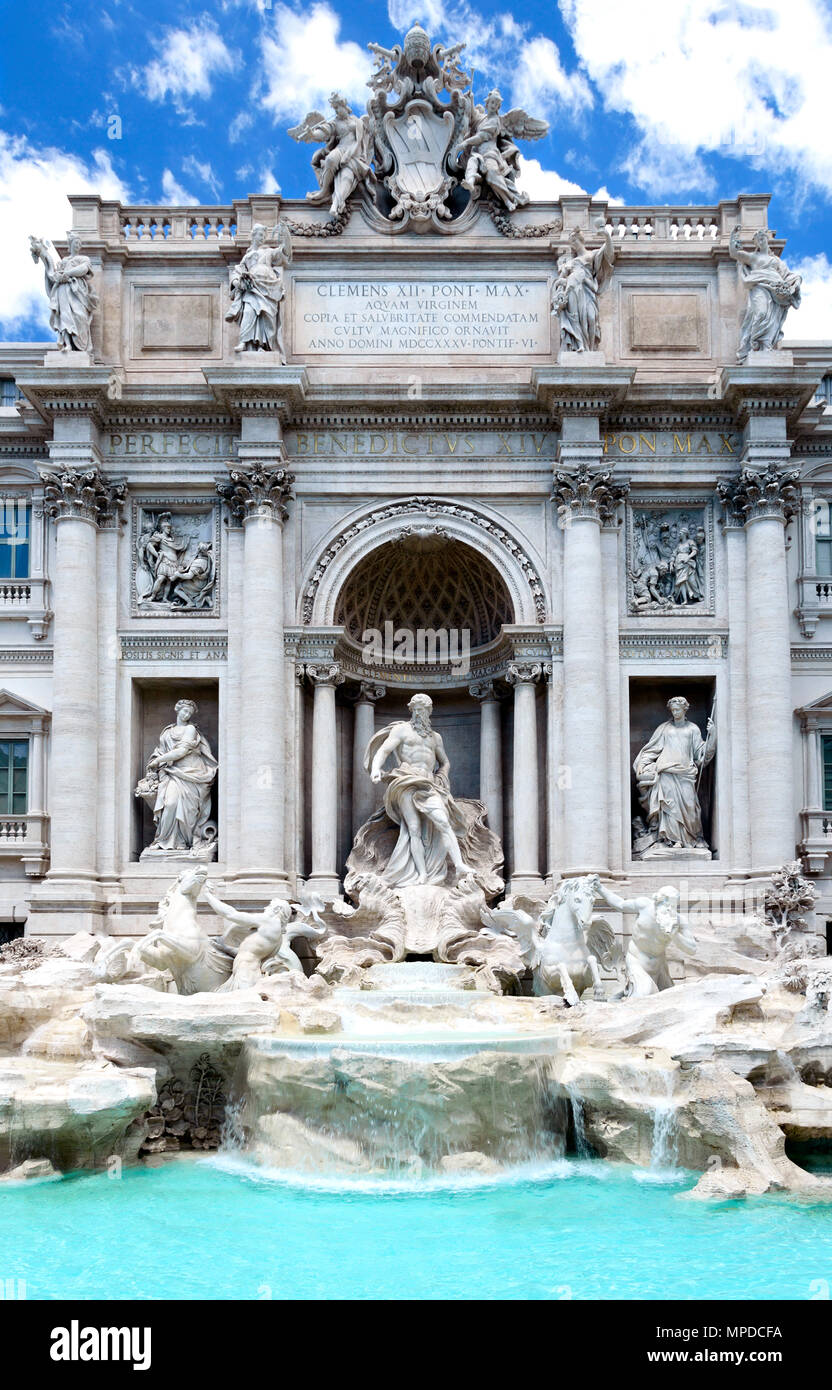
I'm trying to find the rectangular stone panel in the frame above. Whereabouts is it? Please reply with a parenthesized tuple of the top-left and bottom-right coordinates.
(292, 277, 550, 356)
(629, 292, 702, 351)
(138, 292, 215, 351)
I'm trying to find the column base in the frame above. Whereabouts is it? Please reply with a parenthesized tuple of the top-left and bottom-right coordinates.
(509, 872, 546, 900)
(304, 873, 343, 902)
(230, 870, 291, 899)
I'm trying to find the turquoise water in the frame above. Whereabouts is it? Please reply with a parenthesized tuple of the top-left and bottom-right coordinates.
(2, 1157, 831, 1300)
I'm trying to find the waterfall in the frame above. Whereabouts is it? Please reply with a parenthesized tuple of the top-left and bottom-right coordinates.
(566, 1085, 591, 1159)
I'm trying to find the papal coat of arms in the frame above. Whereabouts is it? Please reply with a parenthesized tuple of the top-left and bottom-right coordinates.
(289, 24, 548, 232)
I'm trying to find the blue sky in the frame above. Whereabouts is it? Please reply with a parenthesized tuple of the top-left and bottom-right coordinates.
(1, 0, 831, 339)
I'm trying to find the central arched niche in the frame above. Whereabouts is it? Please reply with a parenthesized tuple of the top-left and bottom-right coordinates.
(327, 533, 518, 877)
(334, 532, 515, 648)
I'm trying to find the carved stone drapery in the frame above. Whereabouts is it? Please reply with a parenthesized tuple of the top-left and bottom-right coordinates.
(554, 464, 629, 526)
(217, 464, 294, 524)
(717, 463, 800, 525)
(39, 466, 125, 526)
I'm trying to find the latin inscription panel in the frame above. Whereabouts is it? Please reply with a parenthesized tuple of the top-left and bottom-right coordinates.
(292, 278, 550, 355)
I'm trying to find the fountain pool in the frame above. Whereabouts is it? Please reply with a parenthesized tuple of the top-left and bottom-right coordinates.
(2, 1157, 831, 1301)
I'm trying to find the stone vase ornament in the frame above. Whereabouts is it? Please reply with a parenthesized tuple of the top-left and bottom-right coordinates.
(136, 699, 218, 862)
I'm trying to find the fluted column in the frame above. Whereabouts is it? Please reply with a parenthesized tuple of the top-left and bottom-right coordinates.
(719, 461, 799, 871)
(555, 455, 628, 872)
(506, 662, 542, 894)
(307, 662, 345, 897)
(469, 680, 503, 842)
(40, 466, 125, 882)
(351, 681, 386, 836)
(218, 464, 294, 888)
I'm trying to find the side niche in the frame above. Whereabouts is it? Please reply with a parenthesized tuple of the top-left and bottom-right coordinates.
(626, 499, 714, 616)
(132, 498, 220, 617)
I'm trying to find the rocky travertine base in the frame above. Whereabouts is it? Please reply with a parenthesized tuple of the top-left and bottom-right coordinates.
(0, 1057, 155, 1172)
(2, 936, 832, 1196)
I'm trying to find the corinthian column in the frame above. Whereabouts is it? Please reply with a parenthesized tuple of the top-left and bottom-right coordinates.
(719, 461, 799, 871)
(39, 466, 125, 882)
(306, 662, 345, 898)
(351, 682, 386, 837)
(555, 454, 628, 873)
(469, 680, 503, 842)
(506, 662, 542, 894)
(218, 464, 294, 889)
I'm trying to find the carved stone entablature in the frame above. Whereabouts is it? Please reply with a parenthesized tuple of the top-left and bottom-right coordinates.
(619, 632, 728, 660)
(217, 464, 295, 525)
(626, 499, 715, 616)
(39, 466, 125, 526)
(132, 498, 220, 617)
(301, 496, 547, 626)
(554, 463, 629, 526)
(305, 662, 345, 688)
(119, 633, 227, 663)
(717, 462, 800, 525)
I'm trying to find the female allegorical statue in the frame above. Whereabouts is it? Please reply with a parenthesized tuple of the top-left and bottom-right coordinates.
(633, 695, 716, 856)
(136, 699, 218, 860)
(225, 222, 292, 360)
(29, 231, 98, 353)
(552, 220, 615, 353)
(729, 226, 802, 360)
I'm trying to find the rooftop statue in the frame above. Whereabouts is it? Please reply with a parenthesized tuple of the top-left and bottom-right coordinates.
(288, 94, 374, 218)
(225, 221, 291, 358)
(552, 220, 615, 353)
(287, 24, 548, 230)
(729, 226, 802, 360)
(458, 89, 547, 212)
(29, 230, 98, 354)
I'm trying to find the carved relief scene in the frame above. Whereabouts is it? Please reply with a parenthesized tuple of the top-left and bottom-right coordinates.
(133, 502, 218, 615)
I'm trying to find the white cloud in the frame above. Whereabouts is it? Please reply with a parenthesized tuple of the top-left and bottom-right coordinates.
(259, 4, 369, 120)
(139, 17, 235, 110)
(512, 36, 592, 117)
(623, 139, 717, 198)
(788, 253, 832, 340)
(160, 169, 197, 204)
(516, 156, 587, 200)
(258, 167, 281, 195)
(560, 0, 832, 196)
(0, 134, 128, 334)
(182, 156, 222, 200)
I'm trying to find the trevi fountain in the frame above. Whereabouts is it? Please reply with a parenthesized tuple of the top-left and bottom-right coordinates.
(1, 22, 832, 1304)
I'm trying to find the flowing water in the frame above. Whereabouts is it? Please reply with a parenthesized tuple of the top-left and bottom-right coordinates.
(2, 1156, 832, 1300)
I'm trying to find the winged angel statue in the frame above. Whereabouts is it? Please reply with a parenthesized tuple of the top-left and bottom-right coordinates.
(288, 95, 374, 219)
(458, 90, 547, 212)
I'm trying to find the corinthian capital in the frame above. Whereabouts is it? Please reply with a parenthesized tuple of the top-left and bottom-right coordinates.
(39, 466, 125, 526)
(554, 463, 629, 526)
(717, 462, 800, 525)
(217, 464, 295, 523)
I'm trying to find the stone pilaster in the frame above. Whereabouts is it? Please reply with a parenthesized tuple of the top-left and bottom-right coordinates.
(469, 680, 503, 843)
(350, 681, 386, 838)
(506, 661, 542, 894)
(718, 460, 799, 871)
(306, 662, 345, 899)
(555, 443, 628, 874)
(218, 463, 294, 890)
(39, 466, 125, 887)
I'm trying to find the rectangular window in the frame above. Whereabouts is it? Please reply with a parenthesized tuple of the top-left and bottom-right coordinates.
(0, 380, 20, 408)
(0, 500, 30, 580)
(822, 735, 832, 812)
(0, 740, 27, 815)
